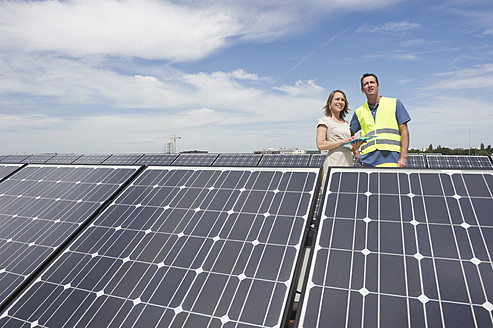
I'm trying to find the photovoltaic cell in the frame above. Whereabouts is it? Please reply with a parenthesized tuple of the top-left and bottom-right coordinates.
(426, 155, 493, 169)
(308, 154, 326, 168)
(407, 154, 426, 168)
(21, 154, 56, 164)
(103, 154, 144, 165)
(0, 155, 31, 164)
(45, 154, 82, 164)
(1, 167, 320, 328)
(135, 154, 179, 166)
(258, 154, 310, 167)
(172, 154, 219, 166)
(0, 164, 23, 180)
(213, 154, 262, 167)
(72, 155, 112, 165)
(298, 167, 493, 328)
(0, 164, 139, 308)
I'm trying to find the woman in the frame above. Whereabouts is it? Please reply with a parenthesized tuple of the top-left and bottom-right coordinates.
(316, 90, 358, 176)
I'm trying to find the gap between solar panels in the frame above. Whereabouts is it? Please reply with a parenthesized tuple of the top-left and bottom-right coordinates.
(0, 166, 323, 328)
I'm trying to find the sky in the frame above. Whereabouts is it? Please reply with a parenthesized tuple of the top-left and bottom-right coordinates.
(1, 0, 492, 154)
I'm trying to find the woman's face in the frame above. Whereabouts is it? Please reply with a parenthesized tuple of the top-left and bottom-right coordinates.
(331, 92, 346, 116)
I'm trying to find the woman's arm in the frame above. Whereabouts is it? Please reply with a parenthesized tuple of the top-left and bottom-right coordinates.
(316, 125, 356, 151)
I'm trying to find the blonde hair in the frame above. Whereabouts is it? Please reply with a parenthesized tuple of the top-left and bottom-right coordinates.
(324, 89, 349, 119)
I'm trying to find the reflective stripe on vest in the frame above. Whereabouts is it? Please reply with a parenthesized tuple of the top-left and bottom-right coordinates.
(355, 97, 401, 155)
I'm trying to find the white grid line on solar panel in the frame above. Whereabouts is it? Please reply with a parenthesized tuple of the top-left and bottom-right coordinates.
(45, 155, 81, 164)
(1, 167, 319, 328)
(426, 155, 493, 169)
(171, 154, 219, 166)
(72, 155, 111, 165)
(0, 155, 30, 164)
(298, 168, 493, 328)
(258, 154, 310, 167)
(0, 165, 139, 307)
(0, 164, 23, 180)
(102, 154, 144, 165)
(135, 154, 178, 166)
(212, 154, 262, 166)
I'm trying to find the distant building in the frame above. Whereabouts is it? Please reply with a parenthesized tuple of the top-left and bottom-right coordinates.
(254, 148, 307, 155)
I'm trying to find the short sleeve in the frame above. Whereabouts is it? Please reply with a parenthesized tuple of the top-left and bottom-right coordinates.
(396, 99, 411, 125)
(349, 112, 360, 133)
(317, 117, 329, 128)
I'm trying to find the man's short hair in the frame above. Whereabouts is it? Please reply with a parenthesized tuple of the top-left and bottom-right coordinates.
(361, 73, 379, 88)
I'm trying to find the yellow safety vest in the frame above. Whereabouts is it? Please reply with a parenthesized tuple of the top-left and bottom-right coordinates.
(355, 97, 401, 155)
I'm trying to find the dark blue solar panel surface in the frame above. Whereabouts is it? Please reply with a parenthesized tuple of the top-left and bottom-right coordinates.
(426, 155, 493, 169)
(258, 154, 310, 167)
(0, 155, 30, 164)
(2, 167, 319, 328)
(406, 154, 426, 168)
(72, 155, 112, 165)
(0, 165, 23, 180)
(45, 154, 81, 164)
(21, 154, 56, 164)
(103, 154, 144, 165)
(135, 154, 179, 166)
(172, 154, 219, 166)
(0, 164, 139, 308)
(213, 154, 262, 167)
(308, 154, 326, 168)
(298, 167, 493, 327)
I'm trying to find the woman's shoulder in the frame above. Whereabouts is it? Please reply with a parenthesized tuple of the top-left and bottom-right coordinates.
(317, 116, 331, 126)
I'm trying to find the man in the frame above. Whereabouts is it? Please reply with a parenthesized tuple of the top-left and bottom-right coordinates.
(350, 73, 411, 167)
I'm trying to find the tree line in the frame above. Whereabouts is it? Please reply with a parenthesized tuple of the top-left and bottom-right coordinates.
(410, 143, 493, 156)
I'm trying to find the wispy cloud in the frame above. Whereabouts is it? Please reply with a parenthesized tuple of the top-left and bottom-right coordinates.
(290, 27, 350, 71)
(429, 63, 493, 90)
(357, 21, 421, 33)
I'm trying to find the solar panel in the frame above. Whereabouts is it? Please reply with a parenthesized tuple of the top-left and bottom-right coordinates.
(0, 164, 23, 180)
(103, 154, 144, 165)
(308, 154, 326, 168)
(426, 155, 493, 169)
(298, 167, 493, 327)
(45, 154, 82, 164)
(135, 154, 179, 166)
(213, 153, 262, 167)
(1, 167, 320, 327)
(406, 154, 427, 168)
(0, 164, 140, 309)
(72, 154, 112, 165)
(171, 154, 219, 166)
(21, 154, 56, 164)
(0, 155, 31, 164)
(258, 154, 310, 167)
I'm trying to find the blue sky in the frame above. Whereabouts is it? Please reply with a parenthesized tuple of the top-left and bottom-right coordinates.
(1, 0, 492, 154)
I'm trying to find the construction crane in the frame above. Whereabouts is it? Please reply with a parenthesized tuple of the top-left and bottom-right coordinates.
(153, 134, 182, 153)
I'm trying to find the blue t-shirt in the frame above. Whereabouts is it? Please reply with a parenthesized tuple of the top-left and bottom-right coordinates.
(349, 98, 411, 167)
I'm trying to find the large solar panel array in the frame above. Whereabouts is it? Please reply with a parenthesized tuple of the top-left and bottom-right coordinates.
(213, 154, 262, 167)
(21, 154, 56, 164)
(0, 165, 140, 309)
(258, 154, 311, 167)
(427, 155, 493, 169)
(298, 167, 493, 327)
(1, 167, 320, 327)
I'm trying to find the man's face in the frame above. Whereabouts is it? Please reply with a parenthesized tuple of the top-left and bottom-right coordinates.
(361, 76, 379, 96)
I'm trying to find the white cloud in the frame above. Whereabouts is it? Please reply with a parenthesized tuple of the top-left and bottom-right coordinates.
(357, 21, 421, 33)
(429, 64, 493, 90)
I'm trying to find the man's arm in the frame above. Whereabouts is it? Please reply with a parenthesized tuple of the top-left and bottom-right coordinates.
(398, 122, 409, 167)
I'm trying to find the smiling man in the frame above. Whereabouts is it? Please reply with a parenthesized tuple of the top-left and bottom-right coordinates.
(350, 73, 411, 167)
